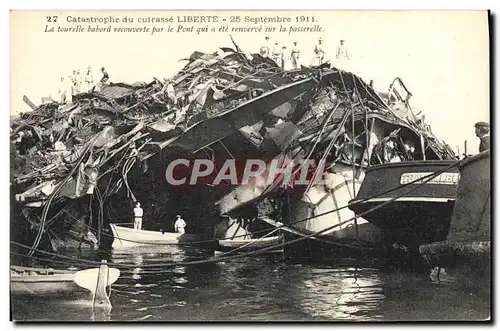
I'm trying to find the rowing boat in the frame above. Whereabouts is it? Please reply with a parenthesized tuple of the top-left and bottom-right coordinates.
(216, 235, 283, 254)
(109, 223, 200, 249)
(11, 262, 121, 300)
(10, 265, 78, 295)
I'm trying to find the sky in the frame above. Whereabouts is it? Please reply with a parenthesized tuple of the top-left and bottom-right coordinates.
(10, 10, 489, 154)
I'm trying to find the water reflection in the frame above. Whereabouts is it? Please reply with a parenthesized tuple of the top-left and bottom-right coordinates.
(293, 266, 384, 320)
(11, 247, 490, 321)
(91, 305, 112, 322)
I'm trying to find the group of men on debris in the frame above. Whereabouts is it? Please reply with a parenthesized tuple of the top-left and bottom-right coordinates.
(259, 36, 349, 70)
(57, 66, 110, 103)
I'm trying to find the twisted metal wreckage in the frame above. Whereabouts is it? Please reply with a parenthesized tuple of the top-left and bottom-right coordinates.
(10, 39, 456, 256)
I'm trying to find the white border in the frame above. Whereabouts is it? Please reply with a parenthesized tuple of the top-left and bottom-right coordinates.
(3, 1, 498, 329)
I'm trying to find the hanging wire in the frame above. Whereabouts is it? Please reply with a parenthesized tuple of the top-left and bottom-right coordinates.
(47, 159, 459, 247)
(216, 227, 282, 257)
(11, 160, 461, 271)
(28, 135, 99, 257)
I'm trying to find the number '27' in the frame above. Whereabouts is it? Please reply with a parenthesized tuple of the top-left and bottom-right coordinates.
(46, 16, 58, 23)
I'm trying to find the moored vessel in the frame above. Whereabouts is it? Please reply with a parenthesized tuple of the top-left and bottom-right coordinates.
(109, 223, 201, 249)
(349, 160, 460, 253)
(419, 150, 490, 283)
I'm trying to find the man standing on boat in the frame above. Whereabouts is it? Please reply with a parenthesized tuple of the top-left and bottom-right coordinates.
(174, 215, 187, 234)
(474, 122, 490, 153)
(133, 202, 143, 230)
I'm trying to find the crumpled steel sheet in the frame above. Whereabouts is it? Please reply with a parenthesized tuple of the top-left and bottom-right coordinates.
(10, 38, 456, 209)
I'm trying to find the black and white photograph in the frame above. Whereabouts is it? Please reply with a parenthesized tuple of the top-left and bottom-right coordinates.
(9, 9, 491, 322)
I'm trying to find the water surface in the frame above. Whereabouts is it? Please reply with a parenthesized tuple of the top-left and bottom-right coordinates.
(11, 246, 490, 321)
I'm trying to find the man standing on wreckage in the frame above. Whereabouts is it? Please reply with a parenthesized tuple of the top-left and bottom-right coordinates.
(85, 66, 94, 92)
(291, 41, 300, 69)
(313, 37, 324, 66)
(272, 41, 282, 65)
(280, 46, 287, 70)
(260, 36, 270, 58)
(57, 77, 68, 103)
(336, 39, 349, 69)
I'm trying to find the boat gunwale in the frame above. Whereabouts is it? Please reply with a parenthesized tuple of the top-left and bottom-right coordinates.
(350, 196, 456, 205)
(459, 149, 490, 170)
(218, 236, 282, 245)
(110, 223, 190, 236)
(363, 160, 459, 174)
(10, 275, 75, 283)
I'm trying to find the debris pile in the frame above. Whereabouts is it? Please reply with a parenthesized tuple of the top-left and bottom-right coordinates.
(10, 39, 456, 255)
(10, 47, 307, 193)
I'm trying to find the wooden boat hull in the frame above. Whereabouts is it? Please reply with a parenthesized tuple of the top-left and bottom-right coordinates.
(11, 277, 79, 295)
(216, 236, 283, 254)
(282, 231, 383, 262)
(260, 216, 383, 261)
(109, 223, 200, 248)
(349, 160, 459, 251)
(10, 266, 80, 295)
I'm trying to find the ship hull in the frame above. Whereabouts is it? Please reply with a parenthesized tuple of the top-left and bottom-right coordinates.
(349, 160, 460, 252)
(10, 266, 80, 295)
(215, 236, 283, 254)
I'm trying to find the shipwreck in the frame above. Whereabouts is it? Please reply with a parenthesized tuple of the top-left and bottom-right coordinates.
(10, 38, 456, 260)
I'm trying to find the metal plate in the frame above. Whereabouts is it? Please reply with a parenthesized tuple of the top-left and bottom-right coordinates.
(400, 172, 460, 185)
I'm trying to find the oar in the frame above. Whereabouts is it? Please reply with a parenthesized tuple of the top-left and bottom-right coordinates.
(74, 260, 120, 308)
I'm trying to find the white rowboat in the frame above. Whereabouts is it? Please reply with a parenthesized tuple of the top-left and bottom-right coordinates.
(109, 223, 200, 249)
(216, 235, 283, 254)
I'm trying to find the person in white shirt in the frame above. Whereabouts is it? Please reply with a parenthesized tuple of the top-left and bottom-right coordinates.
(58, 77, 67, 103)
(291, 41, 300, 69)
(75, 69, 82, 94)
(70, 69, 78, 96)
(260, 36, 270, 58)
(280, 46, 287, 70)
(272, 41, 281, 65)
(313, 38, 324, 66)
(336, 40, 349, 69)
(85, 66, 94, 92)
(133, 202, 144, 230)
(174, 215, 187, 234)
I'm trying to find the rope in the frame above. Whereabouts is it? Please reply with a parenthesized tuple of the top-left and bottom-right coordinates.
(302, 103, 353, 195)
(9, 177, 423, 269)
(122, 157, 137, 202)
(11, 160, 461, 270)
(28, 135, 99, 257)
(339, 70, 359, 240)
(216, 227, 282, 257)
(303, 101, 342, 162)
(50, 159, 460, 247)
(96, 187, 104, 245)
(10, 251, 97, 268)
